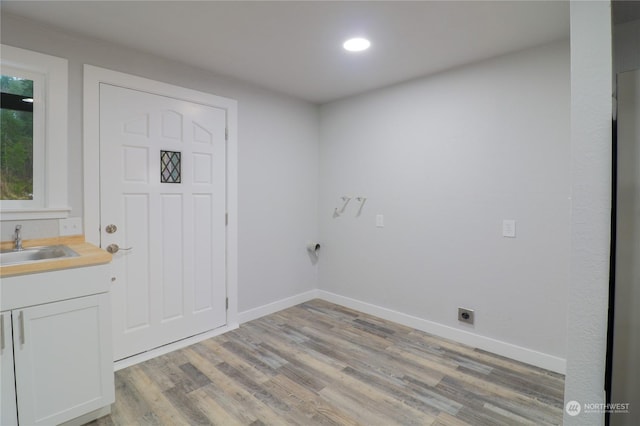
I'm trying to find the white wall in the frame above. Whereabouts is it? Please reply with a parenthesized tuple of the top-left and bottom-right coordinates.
(319, 41, 570, 369)
(564, 1, 612, 425)
(0, 13, 320, 313)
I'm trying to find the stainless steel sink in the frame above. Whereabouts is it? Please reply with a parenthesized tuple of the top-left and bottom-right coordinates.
(0, 245, 79, 266)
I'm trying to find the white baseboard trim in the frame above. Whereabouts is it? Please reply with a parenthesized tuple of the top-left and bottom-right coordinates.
(317, 290, 566, 374)
(114, 288, 565, 375)
(61, 406, 111, 426)
(238, 289, 319, 324)
(113, 323, 239, 371)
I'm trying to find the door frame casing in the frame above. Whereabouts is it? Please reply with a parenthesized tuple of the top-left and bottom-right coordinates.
(83, 65, 239, 334)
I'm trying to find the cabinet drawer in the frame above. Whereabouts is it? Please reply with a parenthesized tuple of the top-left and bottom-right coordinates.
(1, 263, 110, 311)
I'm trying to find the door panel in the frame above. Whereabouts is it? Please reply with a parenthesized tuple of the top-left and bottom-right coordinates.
(1, 312, 17, 426)
(100, 83, 227, 360)
(611, 69, 640, 426)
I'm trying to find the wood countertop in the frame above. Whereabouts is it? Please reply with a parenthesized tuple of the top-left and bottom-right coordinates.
(0, 235, 112, 278)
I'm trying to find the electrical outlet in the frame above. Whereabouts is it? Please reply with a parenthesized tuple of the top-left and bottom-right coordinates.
(59, 217, 83, 236)
(458, 307, 474, 324)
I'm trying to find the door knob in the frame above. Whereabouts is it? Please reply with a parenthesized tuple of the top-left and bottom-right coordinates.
(106, 243, 133, 254)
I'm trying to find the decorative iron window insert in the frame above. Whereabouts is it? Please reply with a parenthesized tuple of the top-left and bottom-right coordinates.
(160, 150, 181, 183)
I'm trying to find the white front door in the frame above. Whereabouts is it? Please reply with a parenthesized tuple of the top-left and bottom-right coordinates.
(100, 83, 227, 360)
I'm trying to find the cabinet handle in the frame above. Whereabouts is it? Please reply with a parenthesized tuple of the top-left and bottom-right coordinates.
(1, 314, 4, 351)
(19, 311, 25, 345)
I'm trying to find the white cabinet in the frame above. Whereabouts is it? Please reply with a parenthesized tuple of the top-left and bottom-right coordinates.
(0, 263, 114, 425)
(1, 311, 18, 426)
(11, 295, 113, 425)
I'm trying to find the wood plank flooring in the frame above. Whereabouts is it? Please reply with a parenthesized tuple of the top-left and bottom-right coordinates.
(88, 299, 564, 425)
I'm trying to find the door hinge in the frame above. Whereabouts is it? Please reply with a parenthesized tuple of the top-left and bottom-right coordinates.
(226, 297, 229, 310)
(225, 127, 228, 141)
(225, 213, 228, 226)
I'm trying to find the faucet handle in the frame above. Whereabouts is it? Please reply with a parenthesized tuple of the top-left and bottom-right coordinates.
(14, 225, 23, 250)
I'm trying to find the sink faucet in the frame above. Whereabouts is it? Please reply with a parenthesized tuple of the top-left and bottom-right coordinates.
(14, 225, 23, 251)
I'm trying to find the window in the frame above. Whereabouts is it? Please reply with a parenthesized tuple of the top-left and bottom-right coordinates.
(1, 69, 41, 202)
(0, 45, 69, 219)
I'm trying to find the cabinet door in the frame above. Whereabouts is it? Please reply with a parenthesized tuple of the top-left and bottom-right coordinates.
(1, 311, 18, 426)
(12, 294, 114, 425)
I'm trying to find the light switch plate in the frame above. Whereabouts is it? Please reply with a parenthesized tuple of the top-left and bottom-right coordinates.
(502, 219, 516, 238)
(376, 214, 384, 228)
(59, 217, 83, 236)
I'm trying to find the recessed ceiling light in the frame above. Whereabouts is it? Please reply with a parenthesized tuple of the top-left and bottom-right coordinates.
(343, 38, 371, 52)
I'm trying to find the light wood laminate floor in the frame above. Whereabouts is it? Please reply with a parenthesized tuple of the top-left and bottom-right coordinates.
(88, 299, 564, 425)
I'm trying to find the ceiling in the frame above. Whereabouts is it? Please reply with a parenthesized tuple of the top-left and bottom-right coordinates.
(1, 1, 569, 104)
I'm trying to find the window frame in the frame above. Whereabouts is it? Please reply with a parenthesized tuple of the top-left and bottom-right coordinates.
(0, 45, 69, 220)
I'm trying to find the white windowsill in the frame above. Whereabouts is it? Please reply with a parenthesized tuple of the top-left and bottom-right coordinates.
(0, 208, 70, 221)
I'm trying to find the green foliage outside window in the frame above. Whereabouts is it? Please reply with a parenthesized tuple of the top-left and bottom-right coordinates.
(0, 75, 34, 200)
